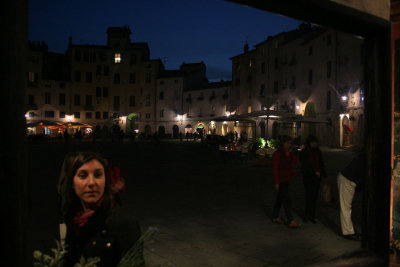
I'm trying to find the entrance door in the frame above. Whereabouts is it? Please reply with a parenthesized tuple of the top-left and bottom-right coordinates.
(158, 125, 165, 137)
(172, 125, 179, 138)
(259, 121, 266, 139)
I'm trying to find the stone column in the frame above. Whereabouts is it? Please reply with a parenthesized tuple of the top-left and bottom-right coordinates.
(0, 0, 29, 265)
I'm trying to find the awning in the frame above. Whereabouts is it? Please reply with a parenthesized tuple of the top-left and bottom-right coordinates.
(213, 114, 256, 123)
(289, 116, 329, 124)
(213, 111, 328, 124)
(26, 120, 65, 129)
(63, 122, 93, 128)
(185, 124, 192, 128)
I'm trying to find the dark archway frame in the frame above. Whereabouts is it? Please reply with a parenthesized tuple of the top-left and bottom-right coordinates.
(1, 0, 391, 265)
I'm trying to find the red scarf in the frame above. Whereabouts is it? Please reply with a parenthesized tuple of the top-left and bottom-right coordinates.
(72, 196, 103, 228)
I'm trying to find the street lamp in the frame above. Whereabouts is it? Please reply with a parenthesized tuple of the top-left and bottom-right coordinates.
(341, 95, 348, 101)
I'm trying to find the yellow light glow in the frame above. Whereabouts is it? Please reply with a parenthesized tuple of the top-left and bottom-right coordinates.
(177, 115, 182, 120)
(66, 115, 72, 121)
(114, 53, 121, 63)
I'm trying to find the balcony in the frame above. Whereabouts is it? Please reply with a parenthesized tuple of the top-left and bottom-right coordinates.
(84, 105, 94, 111)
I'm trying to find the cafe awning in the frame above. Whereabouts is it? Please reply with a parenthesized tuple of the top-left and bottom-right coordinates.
(26, 120, 65, 129)
(63, 122, 93, 128)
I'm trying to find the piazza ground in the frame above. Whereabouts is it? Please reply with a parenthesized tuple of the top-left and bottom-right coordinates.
(27, 139, 366, 266)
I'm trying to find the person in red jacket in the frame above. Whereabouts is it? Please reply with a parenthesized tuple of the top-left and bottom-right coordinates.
(271, 135, 301, 228)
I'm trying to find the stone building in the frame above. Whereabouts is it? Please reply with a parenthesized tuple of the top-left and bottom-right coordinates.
(230, 23, 364, 147)
(26, 26, 165, 136)
(155, 62, 231, 137)
(181, 81, 231, 136)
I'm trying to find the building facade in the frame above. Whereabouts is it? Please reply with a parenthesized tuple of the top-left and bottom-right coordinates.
(26, 24, 364, 148)
(231, 23, 364, 147)
(26, 26, 165, 136)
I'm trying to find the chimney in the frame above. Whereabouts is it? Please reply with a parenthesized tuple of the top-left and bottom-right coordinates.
(244, 42, 249, 53)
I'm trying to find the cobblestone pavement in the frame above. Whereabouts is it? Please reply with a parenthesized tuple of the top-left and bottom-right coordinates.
(27, 140, 368, 266)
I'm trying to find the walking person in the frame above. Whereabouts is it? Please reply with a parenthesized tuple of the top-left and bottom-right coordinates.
(337, 151, 364, 241)
(299, 135, 327, 223)
(271, 135, 301, 228)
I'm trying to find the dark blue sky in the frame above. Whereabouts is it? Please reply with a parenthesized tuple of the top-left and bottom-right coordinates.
(29, 0, 301, 81)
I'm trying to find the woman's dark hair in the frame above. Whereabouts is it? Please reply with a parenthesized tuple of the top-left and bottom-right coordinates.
(305, 135, 318, 147)
(279, 135, 292, 147)
(58, 151, 115, 222)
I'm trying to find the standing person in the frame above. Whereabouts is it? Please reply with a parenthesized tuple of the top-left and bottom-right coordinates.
(337, 151, 364, 241)
(271, 135, 301, 228)
(299, 135, 327, 223)
(58, 151, 144, 266)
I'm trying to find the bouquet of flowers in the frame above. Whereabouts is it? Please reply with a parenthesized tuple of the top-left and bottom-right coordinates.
(33, 227, 157, 267)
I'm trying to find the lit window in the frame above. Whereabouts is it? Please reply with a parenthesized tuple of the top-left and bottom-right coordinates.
(28, 72, 35, 82)
(248, 106, 252, 113)
(114, 53, 121, 63)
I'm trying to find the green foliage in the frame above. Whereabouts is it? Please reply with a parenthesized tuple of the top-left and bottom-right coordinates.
(256, 138, 266, 149)
(33, 226, 158, 267)
(74, 256, 101, 267)
(267, 139, 279, 149)
(33, 240, 67, 267)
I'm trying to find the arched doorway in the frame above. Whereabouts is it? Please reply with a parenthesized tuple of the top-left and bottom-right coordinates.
(126, 113, 138, 134)
(195, 122, 205, 137)
(303, 102, 317, 140)
(172, 125, 179, 138)
(144, 125, 152, 137)
(342, 115, 352, 147)
(185, 124, 192, 134)
(222, 123, 228, 136)
(259, 121, 266, 139)
(158, 125, 165, 137)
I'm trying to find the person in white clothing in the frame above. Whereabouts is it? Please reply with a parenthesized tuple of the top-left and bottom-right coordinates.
(337, 152, 364, 241)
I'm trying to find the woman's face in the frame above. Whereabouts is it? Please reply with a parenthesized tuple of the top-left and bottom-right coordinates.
(73, 159, 106, 209)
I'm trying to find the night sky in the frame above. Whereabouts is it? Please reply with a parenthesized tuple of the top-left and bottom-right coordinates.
(29, 0, 301, 81)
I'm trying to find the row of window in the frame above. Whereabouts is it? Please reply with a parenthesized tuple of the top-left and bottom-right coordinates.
(236, 61, 333, 88)
(74, 70, 151, 84)
(28, 93, 139, 109)
(30, 110, 153, 121)
(35, 111, 109, 119)
(184, 90, 228, 102)
(74, 51, 148, 65)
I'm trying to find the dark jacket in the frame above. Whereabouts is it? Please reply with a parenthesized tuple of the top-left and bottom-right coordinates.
(299, 146, 327, 178)
(64, 208, 143, 267)
(341, 152, 364, 187)
(272, 147, 298, 184)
